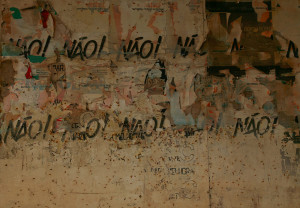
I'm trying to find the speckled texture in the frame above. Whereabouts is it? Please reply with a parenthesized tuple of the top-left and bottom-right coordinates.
(0, 0, 300, 207)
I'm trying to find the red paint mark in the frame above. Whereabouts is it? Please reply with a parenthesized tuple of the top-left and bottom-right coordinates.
(169, 3, 178, 35)
(125, 25, 137, 44)
(56, 118, 63, 129)
(261, 30, 272, 38)
(213, 87, 218, 93)
(112, 5, 123, 41)
(207, 102, 211, 107)
(245, 66, 254, 70)
(3, 9, 12, 34)
(41, 10, 50, 28)
(25, 64, 32, 79)
(260, 12, 269, 22)
(147, 12, 163, 34)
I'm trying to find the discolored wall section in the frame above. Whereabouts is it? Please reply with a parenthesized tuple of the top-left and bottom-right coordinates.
(0, 0, 299, 207)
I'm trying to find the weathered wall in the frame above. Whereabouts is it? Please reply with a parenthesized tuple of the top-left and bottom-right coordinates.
(0, 0, 299, 207)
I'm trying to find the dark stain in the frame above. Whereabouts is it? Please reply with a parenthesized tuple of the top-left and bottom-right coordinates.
(0, 60, 16, 102)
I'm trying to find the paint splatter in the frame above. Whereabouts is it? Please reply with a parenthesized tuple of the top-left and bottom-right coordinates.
(25, 64, 33, 79)
(41, 10, 50, 28)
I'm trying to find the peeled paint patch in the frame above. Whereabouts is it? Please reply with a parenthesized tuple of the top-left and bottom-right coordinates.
(0, 60, 16, 101)
(2, 44, 22, 56)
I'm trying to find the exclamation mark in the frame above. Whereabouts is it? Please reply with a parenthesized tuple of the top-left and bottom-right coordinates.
(271, 117, 278, 134)
(43, 114, 52, 139)
(154, 36, 162, 58)
(42, 36, 51, 57)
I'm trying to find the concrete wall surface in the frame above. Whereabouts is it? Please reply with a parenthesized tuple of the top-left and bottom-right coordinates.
(0, 0, 300, 207)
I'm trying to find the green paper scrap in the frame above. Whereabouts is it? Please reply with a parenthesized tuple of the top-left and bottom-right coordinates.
(28, 55, 46, 63)
(10, 7, 22, 19)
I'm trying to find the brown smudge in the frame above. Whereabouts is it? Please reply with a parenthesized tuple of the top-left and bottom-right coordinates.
(0, 60, 16, 102)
